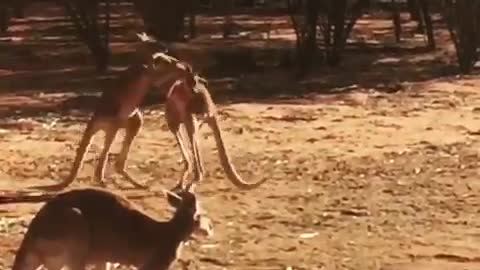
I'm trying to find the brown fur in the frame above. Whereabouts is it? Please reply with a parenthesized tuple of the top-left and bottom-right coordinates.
(55, 32, 265, 190)
(55, 51, 196, 190)
(11, 187, 213, 270)
(166, 74, 268, 190)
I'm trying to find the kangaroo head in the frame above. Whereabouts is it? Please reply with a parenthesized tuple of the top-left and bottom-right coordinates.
(165, 185, 213, 238)
(134, 32, 169, 65)
(136, 32, 168, 52)
(146, 53, 199, 90)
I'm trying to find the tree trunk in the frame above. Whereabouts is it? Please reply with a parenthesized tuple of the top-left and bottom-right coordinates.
(289, 0, 368, 73)
(298, 0, 319, 75)
(286, 0, 304, 61)
(391, 0, 402, 43)
(64, 0, 110, 72)
(219, 0, 234, 38)
(417, 0, 435, 49)
(344, 0, 370, 38)
(408, 0, 424, 32)
(134, 0, 189, 41)
(287, 0, 320, 77)
(444, 0, 480, 74)
(327, 0, 347, 66)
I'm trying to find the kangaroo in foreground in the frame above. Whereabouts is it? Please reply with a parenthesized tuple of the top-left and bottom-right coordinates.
(11, 185, 213, 270)
(55, 42, 196, 190)
(165, 73, 268, 190)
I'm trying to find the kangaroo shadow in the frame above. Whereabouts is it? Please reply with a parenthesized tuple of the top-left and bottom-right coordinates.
(0, 189, 58, 204)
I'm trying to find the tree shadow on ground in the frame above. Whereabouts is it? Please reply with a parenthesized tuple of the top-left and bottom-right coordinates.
(206, 44, 462, 104)
(0, 41, 464, 120)
(0, 3, 470, 120)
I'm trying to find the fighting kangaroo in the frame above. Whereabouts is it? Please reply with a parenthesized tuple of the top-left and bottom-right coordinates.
(165, 73, 267, 190)
(11, 185, 213, 270)
(58, 32, 266, 190)
(56, 45, 195, 189)
(136, 33, 267, 190)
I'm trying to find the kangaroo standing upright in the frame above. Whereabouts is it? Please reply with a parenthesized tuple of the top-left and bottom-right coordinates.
(164, 73, 268, 190)
(57, 38, 196, 189)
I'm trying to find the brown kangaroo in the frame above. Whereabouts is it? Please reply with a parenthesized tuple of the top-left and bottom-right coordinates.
(165, 73, 268, 190)
(56, 32, 265, 191)
(56, 50, 196, 190)
(136, 33, 267, 191)
(11, 185, 213, 270)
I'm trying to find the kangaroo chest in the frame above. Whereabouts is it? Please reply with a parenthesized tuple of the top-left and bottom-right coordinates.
(115, 74, 151, 118)
(96, 68, 151, 119)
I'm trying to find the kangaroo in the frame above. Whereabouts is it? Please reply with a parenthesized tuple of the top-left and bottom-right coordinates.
(134, 33, 267, 190)
(57, 31, 265, 191)
(165, 73, 268, 190)
(11, 185, 213, 270)
(56, 48, 197, 190)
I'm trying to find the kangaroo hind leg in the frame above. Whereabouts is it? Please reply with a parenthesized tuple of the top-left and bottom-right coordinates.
(115, 110, 146, 189)
(60, 119, 103, 189)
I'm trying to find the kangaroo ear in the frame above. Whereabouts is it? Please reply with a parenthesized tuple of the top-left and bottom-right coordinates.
(136, 32, 148, 42)
(136, 32, 156, 42)
(164, 190, 183, 208)
(197, 76, 208, 86)
(136, 32, 170, 53)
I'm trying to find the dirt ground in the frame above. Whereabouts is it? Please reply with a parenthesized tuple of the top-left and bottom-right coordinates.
(1, 3, 480, 270)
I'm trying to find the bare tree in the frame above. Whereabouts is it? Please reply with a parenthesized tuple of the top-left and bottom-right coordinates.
(288, 0, 370, 76)
(134, 0, 190, 41)
(62, 0, 111, 72)
(406, 0, 435, 49)
(444, 0, 480, 73)
(417, 0, 435, 49)
(327, 0, 348, 65)
(287, 0, 319, 76)
(320, 0, 370, 66)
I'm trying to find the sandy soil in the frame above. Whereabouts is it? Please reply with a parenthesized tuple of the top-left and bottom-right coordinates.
(0, 3, 480, 270)
(1, 77, 480, 270)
